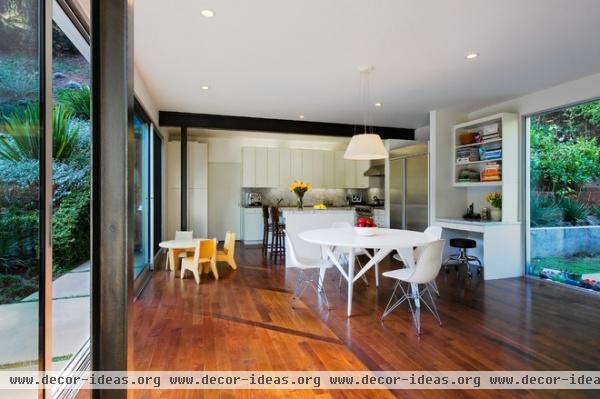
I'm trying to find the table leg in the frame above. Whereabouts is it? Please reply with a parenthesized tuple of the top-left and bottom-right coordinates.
(347, 247, 354, 317)
(165, 249, 170, 271)
(168, 249, 176, 272)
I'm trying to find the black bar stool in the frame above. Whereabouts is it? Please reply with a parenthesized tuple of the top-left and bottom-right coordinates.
(444, 238, 482, 278)
(261, 205, 271, 257)
(269, 207, 286, 263)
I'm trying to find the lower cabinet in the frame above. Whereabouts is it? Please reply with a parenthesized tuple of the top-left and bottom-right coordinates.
(242, 208, 264, 243)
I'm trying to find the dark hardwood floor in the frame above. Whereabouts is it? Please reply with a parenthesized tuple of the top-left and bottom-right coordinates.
(80, 243, 600, 398)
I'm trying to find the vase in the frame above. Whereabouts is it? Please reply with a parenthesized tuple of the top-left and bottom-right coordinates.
(296, 194, 304, 210)
(490, 207, 501, 221)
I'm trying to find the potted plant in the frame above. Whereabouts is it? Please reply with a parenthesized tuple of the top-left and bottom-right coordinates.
(289, 180, 312, 210)
(484, 191, 502, 221)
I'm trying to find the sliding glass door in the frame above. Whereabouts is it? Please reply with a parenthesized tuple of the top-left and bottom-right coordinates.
(133, 108, 151, 279)
(526, 100, 600, 290)
(0, 0, 42, 382)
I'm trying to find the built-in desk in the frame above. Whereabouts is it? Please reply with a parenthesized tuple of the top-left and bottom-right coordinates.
(433, 218, 522, 280)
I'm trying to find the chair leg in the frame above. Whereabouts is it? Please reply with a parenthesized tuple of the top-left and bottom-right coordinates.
(192, 267, 200, 285)
(429, 280, 440, 297)
(180, 267, 186, 280)
(382, 281, 408, 320)
(210, 259, 219, 280)
(228, 256, 237, 270)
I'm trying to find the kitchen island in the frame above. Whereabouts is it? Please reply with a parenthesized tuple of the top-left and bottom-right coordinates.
(282, 208, 355, 265)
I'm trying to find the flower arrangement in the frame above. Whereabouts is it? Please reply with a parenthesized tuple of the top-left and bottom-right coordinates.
(484, 192, 502, 209)
(289, 180, 312, 209)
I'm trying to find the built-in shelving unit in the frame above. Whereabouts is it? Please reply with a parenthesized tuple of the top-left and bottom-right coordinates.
(452, 116, 505, 186)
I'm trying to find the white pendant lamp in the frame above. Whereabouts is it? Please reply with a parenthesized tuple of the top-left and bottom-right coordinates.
(344, 66, 388, 160)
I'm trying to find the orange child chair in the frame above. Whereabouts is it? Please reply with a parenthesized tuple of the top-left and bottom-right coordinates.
(216, 231, 237, 270)
(180, 238, 218, 284)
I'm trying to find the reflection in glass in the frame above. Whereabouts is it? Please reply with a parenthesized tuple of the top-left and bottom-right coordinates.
(133, 113, 151, 279)
(51, 21, 91, 371)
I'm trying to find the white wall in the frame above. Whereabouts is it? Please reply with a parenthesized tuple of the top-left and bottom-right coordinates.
(468, 72, 600, 119)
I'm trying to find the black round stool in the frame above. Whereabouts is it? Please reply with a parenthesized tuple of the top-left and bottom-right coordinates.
(444, 238, 482, 278)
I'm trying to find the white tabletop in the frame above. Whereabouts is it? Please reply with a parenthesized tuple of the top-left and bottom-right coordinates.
(298, 227, 433, 249)
(158, 239, 202, 249)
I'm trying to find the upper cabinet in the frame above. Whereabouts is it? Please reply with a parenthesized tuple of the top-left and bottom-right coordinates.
(241, 146, 372, 189)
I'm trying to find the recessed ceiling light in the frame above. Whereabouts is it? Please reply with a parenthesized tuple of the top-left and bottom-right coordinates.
(374, 102, 382, 107)
(201, 85, 209, 90)
(201, 9, 215, 17)
(299, 114, 305, 119)
(465, 52, 479, 60)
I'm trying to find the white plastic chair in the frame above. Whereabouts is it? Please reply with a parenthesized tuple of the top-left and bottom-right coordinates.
(331, 221, 378, 287)
(285, 231, 333, 310)
(381, 240, 445, 335)
(393, 225, 443, 296)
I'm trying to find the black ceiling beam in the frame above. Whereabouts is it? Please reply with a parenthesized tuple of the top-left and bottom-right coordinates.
(159, 111, 414, 140)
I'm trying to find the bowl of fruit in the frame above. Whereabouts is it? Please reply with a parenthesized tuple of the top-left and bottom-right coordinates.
(354, 217, 378, 236)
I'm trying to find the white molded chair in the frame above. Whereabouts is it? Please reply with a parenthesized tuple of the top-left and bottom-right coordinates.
(381, 240, 445, 335)
(285, 231, 333, 310)
(331, 221, 378, 287)
(165, 230, 194, 271)
(393, 226, 443, 296)
(180, 238, 217, 284)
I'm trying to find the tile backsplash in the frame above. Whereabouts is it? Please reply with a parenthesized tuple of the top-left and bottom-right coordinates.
(242, 187, 384, 207)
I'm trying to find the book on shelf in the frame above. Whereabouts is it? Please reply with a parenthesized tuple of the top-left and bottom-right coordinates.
(480, 162, 502, 181)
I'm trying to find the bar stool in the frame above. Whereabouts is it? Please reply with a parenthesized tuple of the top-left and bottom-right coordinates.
(269, 207, 286, 262)
(444, 238, 483, 278)
(262, 205, 271, 257)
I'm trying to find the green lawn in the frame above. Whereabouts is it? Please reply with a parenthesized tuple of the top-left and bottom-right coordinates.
(530, 255, 600, 275)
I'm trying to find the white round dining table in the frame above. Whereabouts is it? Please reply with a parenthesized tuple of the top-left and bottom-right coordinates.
(299, 227, 435, 317)
(159, 239, 203, 273)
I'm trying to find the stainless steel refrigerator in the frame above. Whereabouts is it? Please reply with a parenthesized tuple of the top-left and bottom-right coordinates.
(389, 143, 429, 231)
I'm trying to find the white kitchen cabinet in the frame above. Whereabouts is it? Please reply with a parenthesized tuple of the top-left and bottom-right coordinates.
(323, 151, 335, 188)
(290, 149, 303, 181)
(267, 147, 279, 187)
(334, 151, 345, 188)
(301, 149, 313, 183)
(355, 160, 369, 189)
(279, 148, 291, 188)
(167, 141, 181, 189)
(188, 188, 208, 238)
(255, 147, 268, 187)
(344, 158, 356, 188)
(242, 208, 264, 243)
(312, 150, 324, 188)
(188, 142, 208, 189)
(242, 147, 256, 187)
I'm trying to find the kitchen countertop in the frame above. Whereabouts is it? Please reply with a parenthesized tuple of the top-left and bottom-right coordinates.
(242, 205, 384, 209)
(435, 217, 520, 226)
(281, 208, 356, 214)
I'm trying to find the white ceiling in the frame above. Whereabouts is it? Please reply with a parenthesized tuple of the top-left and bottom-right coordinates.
(135, 0, 600, 129)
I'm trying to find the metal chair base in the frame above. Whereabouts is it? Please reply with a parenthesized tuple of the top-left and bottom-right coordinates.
(291, 269, 331, 310)
(444, 248, 482, 278)
(381, 281, 442, 336)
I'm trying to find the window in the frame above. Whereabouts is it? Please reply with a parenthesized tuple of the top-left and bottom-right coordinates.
(526, 99, 600, 291)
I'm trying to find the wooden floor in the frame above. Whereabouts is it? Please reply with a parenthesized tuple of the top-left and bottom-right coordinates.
(80, 244, 600, 398)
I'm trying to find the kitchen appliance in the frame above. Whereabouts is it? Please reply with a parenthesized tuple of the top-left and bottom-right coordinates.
(247, 192, 262, 207)
(390, 143, 429, 231)
(350, 193, 363, 204)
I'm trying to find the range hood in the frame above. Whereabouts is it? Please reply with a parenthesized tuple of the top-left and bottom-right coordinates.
(364, 164, 385, 177)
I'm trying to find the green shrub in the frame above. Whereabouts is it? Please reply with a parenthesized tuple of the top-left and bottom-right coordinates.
(530, 193, 562, 227)
(0, 103, 80, 162)
(56, 86, 90, 119)
(530, 126, 600, 196)
(52, 188, 90, 272)
(560, 197, 588, 226)
(0, 274, 38, 304)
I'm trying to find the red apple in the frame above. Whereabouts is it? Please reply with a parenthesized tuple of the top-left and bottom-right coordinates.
(357, 217, 367, 225)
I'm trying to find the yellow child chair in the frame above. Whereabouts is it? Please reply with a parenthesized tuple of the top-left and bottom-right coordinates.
(180, 238, 217, 284)
(216, 231, 237, 270)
